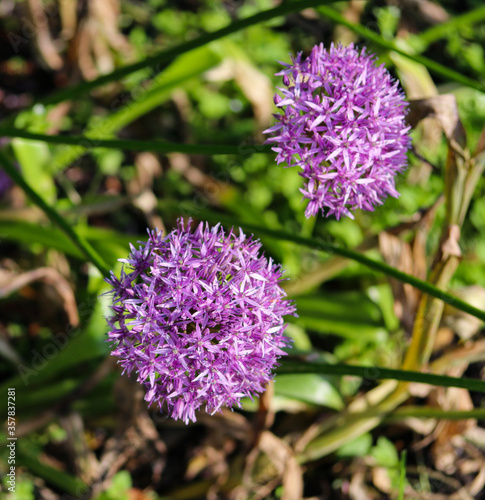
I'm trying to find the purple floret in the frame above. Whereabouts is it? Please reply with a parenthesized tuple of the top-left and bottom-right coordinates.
(264, 43, 411, 220)
(0, 169, 13, 197)
(105, 218, 296, 423)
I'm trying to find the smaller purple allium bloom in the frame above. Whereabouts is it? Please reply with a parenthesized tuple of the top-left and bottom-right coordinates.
(0, 169, 13, 198)
(105, 218, 296, 424)
(264, 43, 411, 220)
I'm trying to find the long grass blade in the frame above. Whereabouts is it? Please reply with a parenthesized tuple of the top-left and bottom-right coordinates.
(31, 0, 337, 108)
(317, 5, 485, 93)
(279, 361, 485, 393)
(417, 6, 485, 49)
(398, 450, 407, 500)
(387, 406, 485, 421)
(0, 150, 110, 277)
(164, 204, 485, 323)
(0, 128, 271, 155)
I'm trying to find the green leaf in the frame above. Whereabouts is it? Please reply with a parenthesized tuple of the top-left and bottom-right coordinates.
(336, 433, 373, 458)
(284, 323, 313, 351)
(0, 219, 139, 266)
(3, 379, 79, 418)
(0, 295, 109, 401)
(0, 150, 111, 277)
(0, 220, 83, 258)
(11, 138, 56, 203)
(386, 406, 485, 421)
(77, 225, 143, 265)
(95, 471, 132, 500)
(293, 292, 387, 342)
(371, 436, 399, 468)
(17, 439, 88, 497)
(398, 451, 407, 500)
(7, 477, 35, 500)
(274, 373, 344, 410)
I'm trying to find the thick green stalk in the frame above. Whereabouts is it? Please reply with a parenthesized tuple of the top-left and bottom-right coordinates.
(402, 256, 460, 370)
(403, 109, 469, 370)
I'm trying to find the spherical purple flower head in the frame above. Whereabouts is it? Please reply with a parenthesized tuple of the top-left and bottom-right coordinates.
(264, 43, 411, 220)
(105, 218, 296, 424)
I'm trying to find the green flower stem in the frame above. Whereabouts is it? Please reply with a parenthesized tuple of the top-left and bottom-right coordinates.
(166, 204, 485, 323)
(0, 128, 272, 155)
(458, 153, 485, 228)
(0, 149, 110, 277)
(278, 361, 485, 393)
(317, 5, 485, 94)
(402, 256, 461, 370)
(403, 113, 469, 371)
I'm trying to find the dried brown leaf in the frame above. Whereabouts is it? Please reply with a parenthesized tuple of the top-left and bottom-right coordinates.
(258, 431, 303, 500)
(407, 95, 467, 150)
(372, 466, 392, 495)
(379, 195, 443, 335)
(441, 224, 462, 260)
(72, 0, 134, 81)
(401, 0, 449, 25)
(0, 266, 79, 326)
(379, 231, 419, 331)
(130, 152, 164, 231)
(431, 338, 485, 373)
(349, 469, 373, 500)
(425, 365, 476, 474)
(474, 125, 485, 157)
(443, 285, 485, 340)
(26, 0, 63, 70)
(205, 41, 273, 125)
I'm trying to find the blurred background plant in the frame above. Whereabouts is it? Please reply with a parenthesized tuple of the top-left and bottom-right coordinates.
(1, 0, 485, 499)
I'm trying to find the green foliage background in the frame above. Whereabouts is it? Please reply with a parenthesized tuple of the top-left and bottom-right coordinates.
(1, 1, 485, 498)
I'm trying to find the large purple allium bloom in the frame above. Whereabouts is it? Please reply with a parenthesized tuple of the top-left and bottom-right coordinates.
(106, 218, 296, 424)
(264, 43, 411, 220)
